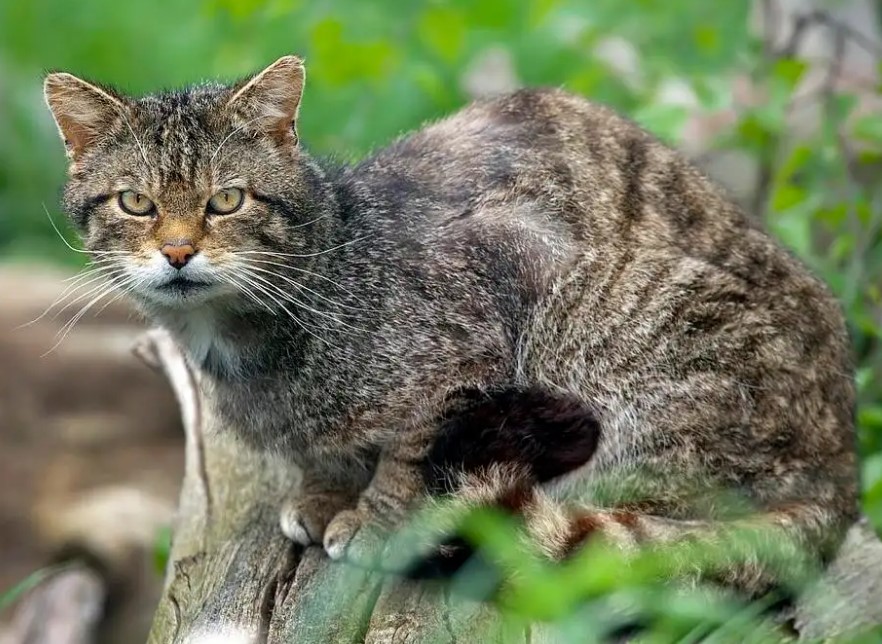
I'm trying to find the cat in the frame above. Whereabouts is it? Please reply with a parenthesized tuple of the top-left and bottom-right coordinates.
(44, 55, 859, 594)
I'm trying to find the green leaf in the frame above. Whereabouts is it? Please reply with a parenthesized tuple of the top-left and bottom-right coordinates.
(776, 144, 813, 182)
(0, 564, 76, 613)
(770, 183, 806, 212)
(632, 103, 689, 143)
(771, 58, 808, 90)
(528, 0, 559, 26)
(769, 208, 814, 258)
(153, 525, 173, 575)
(852, 114, 882, 144)
(693, 24, 720, 55)
(859, 405, 882, 432)
(734, 112, 774, 153)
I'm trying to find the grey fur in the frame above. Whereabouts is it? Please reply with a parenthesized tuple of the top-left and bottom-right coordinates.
(44, 56, 858, 593)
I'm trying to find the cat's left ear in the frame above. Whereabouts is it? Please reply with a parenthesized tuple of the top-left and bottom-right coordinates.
(227, 55, 305, 146)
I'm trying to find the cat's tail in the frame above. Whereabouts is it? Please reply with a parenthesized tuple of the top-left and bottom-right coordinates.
(409, 385, 602, 578)
(410, 387, 835, 597)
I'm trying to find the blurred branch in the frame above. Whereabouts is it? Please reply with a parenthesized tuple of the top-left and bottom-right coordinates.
(0, 564, 105, 644)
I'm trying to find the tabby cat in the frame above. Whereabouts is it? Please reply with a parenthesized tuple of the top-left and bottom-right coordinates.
(44, 55, 858, 594)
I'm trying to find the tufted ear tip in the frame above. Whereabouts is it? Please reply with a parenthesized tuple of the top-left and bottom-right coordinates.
(43, 72, 127, 161)
(227, 55, 307, 145)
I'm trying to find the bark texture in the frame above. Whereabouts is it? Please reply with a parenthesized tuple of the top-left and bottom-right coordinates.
(140, 329, 882, 643)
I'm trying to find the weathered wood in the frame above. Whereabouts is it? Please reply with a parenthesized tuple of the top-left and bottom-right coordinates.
(142, 329, 882, 643)
(140, 328, 535, 643)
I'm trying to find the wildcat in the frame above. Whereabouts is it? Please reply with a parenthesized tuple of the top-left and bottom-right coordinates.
(44, 55, 858, 593)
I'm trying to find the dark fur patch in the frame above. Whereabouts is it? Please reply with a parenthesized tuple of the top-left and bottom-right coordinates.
(406, 386, 601, 580)
(422, 385, 601, 495)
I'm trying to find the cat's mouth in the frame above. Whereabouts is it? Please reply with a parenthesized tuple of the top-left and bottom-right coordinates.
(156, 276, 212, 296)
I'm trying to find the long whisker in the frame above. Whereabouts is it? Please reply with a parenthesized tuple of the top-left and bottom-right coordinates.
(54, 274, 128, 337)
(50, 270, 125, 321)
(219, 272, 277, 315)
(235, 236, 367, 259)
(43, 274, 128, 356)
(117, 109, 151, 169)
(243, 264, 372, 314)
(60, 258, 118, 282)
(94, 272, 148, 316)
(210, 116, 266, 165)
(41, 203, 127, 256)
(289, 213, 330, 230)
(241, 269, 368, 334)
(16, 266, 116, 330)
(233, 272, 333, 347)
(232, 255, 369, 303)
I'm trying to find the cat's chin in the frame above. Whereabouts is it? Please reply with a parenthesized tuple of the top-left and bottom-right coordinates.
(134, 278, 234, 310)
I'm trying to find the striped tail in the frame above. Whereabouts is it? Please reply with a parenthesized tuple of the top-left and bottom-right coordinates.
(410, 385, 602, 578)
(410, 387, 841, 597)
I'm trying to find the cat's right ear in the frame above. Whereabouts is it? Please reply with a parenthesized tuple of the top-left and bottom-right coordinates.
(43, 72, 127, 162)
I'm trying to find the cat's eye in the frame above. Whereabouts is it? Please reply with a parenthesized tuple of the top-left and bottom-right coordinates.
(118, 190, 155, 216)
(207, 188, 245, 215)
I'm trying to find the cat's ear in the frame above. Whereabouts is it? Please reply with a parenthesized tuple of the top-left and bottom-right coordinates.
(227, 55, 305, 146)
(43, 72, 127, 161)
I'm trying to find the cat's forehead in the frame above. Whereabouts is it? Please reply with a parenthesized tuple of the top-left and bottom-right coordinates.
(120, 84, 239, 183)
(133, 83, 229, 130)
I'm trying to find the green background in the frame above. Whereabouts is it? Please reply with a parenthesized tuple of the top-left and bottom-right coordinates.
(2, 0, 881, 638)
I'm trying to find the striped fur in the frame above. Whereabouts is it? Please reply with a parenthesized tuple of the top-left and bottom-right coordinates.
(44, 57, 858, 591)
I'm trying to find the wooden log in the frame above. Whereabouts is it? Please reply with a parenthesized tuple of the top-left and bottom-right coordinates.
(140, 328, 882, 643)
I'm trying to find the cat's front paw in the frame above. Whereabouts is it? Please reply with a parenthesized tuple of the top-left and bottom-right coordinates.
(280, 491, 355, 546)
(323, 507, 391, 565)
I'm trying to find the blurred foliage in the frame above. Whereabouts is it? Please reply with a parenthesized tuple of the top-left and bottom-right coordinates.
(1, 0, 882, 639)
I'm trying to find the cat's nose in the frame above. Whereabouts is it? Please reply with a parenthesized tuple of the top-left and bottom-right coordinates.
(160, 242, 196, 269)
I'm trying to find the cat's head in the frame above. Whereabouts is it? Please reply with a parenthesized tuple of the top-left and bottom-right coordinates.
(44, 56, 331, 314)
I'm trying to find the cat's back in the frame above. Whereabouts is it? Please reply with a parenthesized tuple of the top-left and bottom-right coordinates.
(342, 87, 755, 256)
(344, 87, 637, 212)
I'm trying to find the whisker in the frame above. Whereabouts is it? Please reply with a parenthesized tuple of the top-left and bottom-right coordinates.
(289, 213, 330, 230)
(117, 109, 151, 169)
(241, 269, 369, 334)
(50, 270, 125, 321)
(243, 264, 373, 314)
(210, 115, 266, 165)
(235, 236, 367, 259)
(233, 272, 333, 347)
(59, 261, 116, 283)
(43, 275, 127, 356)
(16, 267, 115, 330)
(41, 203, 128, 256)
(93, 273, 147, 316)
(219, 273, 277, 315)
(232, 256, 370, 303)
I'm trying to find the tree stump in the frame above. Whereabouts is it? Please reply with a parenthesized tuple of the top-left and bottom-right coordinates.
(139, 329, 882, 643)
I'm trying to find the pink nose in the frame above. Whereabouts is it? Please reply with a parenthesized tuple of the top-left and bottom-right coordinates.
(160, 243, 196, 269)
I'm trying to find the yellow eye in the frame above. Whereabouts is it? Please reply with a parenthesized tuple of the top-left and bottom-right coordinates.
(208, 187, 245, 215)
(118, 190, 155, 216)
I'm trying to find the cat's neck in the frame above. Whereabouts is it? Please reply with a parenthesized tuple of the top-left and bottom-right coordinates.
(153, 304, 260, 377)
